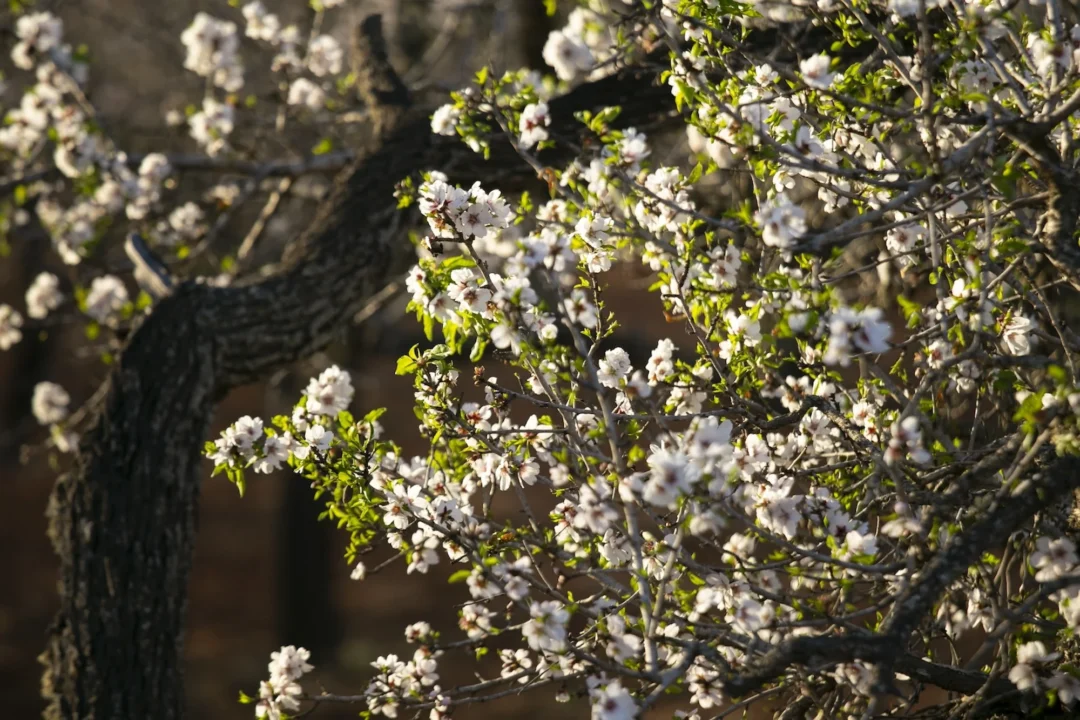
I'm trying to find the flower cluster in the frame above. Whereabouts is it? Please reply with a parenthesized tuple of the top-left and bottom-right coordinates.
(180, 12, 244, 92)
(418, 177, 513, 242)
(253, 645, 313, 720)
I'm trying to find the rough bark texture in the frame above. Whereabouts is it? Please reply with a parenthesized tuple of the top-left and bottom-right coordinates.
(39, 18, 676, 720)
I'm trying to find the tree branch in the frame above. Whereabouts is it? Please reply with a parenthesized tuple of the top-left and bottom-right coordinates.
(882, 454, 1080, 640)
(722, 635, 893, 698)
(721, 454, 1080, 700)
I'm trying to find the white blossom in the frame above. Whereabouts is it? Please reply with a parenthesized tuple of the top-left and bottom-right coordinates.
(180, 13, 243, 91)
(242, 2, 281, 42)
(32, 381, 70, 425)
(307, 35, 343, 77)
(591, 679, 637, 720)
(543, 30, 593, 80)
(12, 12, 63, 70)
(800, 53, 836, 89)
(756, 194, 806, 249)
(287, 78, 326, 110)
(189, 98, 235, 156)
(26, 272, 63, 319)
(84, 276, 129, 324)
(304, 365, 354, 416)
(1002, 314, 1034, 356)
(519, 102, 551, 148)
(431, 104, 461, 136)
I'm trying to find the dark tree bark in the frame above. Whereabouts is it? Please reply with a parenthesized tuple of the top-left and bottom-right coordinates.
(1, 222, 51, 451)
(277, 463, 341, 661)
(38, 17, 676, 719)
(517, 0, 557, 72)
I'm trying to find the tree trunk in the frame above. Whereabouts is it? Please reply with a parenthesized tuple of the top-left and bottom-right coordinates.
(38, 17, 677, 718)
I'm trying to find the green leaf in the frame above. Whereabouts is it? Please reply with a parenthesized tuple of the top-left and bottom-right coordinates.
(589, 106, 622, 134)
(448, 569, 472, 584)
(396, 349, 419, 376)
(544, 0, 557, 16)
(441, 255, 476, 271)
(364, 408, 388, 426)
(896, 294, 922, 328)
(687, 161, 704, 185)
(312, 137, 333, 155)
(1014, 394, 1045, 423)
(1047, 364, 1067, 383)
(470, 337, 487, 362)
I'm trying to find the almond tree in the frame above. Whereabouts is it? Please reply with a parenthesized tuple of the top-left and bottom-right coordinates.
(3, 1, 1080, 719)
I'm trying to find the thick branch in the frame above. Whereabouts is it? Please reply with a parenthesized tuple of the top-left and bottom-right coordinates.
(721, 454, 1080, 700)
(1001, 123, 1080, 290)
(882, 454, 1080, 640)
(722, 635, 892, 698)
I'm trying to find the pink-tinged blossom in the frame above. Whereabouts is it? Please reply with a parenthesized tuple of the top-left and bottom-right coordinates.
(519, 102, 551, 148)
(304, 365, 354, 416)
(643, 448, 700, 507)
(1030, 537, 1078, 582)
(755, 194, 806, 249)
(590, 679, 637, 720)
